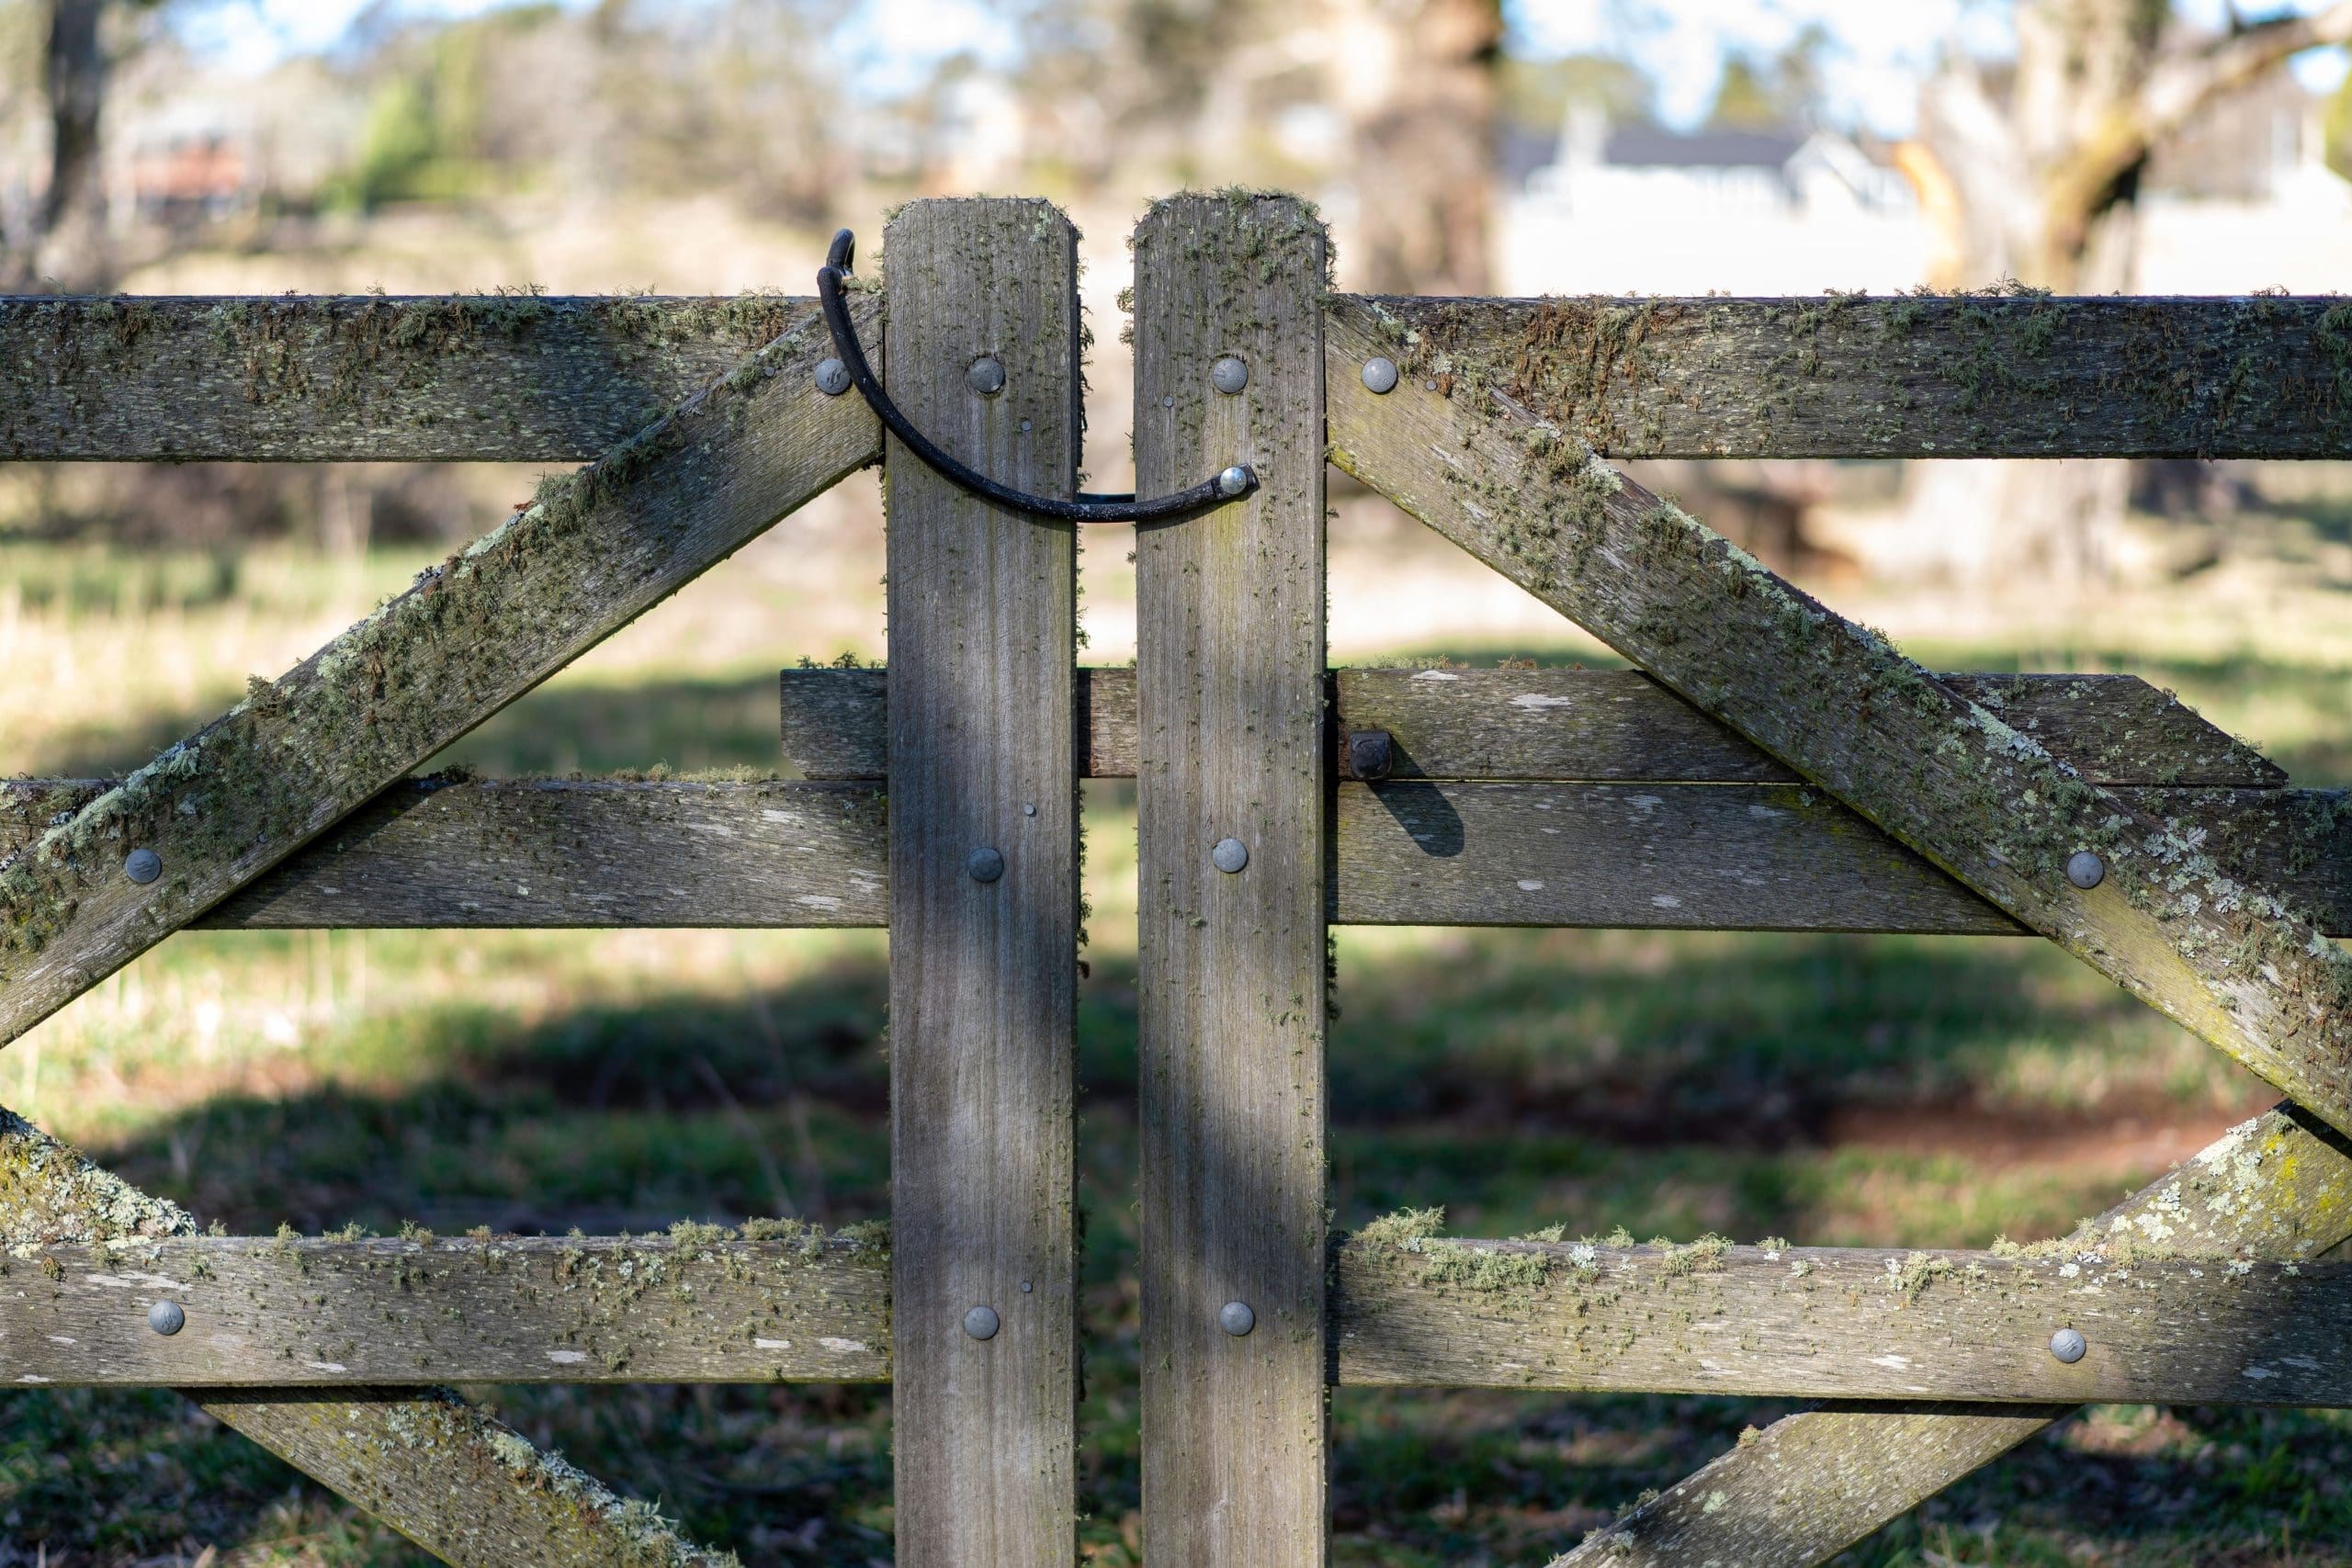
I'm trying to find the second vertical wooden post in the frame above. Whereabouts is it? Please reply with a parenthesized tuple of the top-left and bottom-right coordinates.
(1133, 193, 1332, 1563)
(885, 197, 1080, 1567)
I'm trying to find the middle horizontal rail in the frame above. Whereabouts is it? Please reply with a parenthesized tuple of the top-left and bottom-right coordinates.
(18, 1227, 2352, 1407)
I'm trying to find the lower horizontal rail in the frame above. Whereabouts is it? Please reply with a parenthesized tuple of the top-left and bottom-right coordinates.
(1333, 1234, 2352, 1405)
(12, 774, 2344, 936)
(3, 1229, 890, 1386)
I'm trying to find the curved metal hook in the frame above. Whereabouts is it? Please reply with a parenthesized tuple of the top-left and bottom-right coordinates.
(816, 229, 1256, 525)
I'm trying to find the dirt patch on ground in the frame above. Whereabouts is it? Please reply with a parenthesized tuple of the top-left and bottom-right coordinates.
(1823, 1096, 2279, 1179)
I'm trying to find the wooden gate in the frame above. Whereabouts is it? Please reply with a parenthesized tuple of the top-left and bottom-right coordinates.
(5, 192, 2351, 1564)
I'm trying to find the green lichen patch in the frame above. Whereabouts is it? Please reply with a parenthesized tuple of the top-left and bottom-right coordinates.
(0, 1107, 197, 1258)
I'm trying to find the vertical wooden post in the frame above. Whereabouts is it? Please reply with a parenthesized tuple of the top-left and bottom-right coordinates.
(1133, 193, 1331, 1564)
(884, 197, 1080, 1566)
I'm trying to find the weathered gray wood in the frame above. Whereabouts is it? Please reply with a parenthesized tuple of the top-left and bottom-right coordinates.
(0, 1108, 733, 1566)
(1335, 1233, 2352, 1404)
(783, 666, 1139, 781)
(1334, 784, 2352, 935)
(1342, 293, 2352, 458)
(1559, 1103, 2352, 1566)
(1135, 192, 1330, 1568)
(200, 778, 880, 929)
(9, 778, 2342, 935)
(2, 1230, 889, 1386)
(882, 198, 1080, 1568)
(0, 294, 823, 460)
(205, 1388, 740, 1567)
(779, 666, 2281, 789)
(1328, 306, 2352, 1141)
(0, 299, 880, 1047)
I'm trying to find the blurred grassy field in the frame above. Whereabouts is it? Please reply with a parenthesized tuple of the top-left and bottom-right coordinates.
(5, 476, 2352, 1567)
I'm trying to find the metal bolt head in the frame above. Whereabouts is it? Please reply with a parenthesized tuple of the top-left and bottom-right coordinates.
(2065, 851, 2107, 890)
(967, 355, 1007, 396)
(1215, 465, 1251, 499)
(148, 1300, 186, 1337)
(124, 848, 162, 885)
(1219, 1300, 1256, 1337)
(967, 846, 1006, 884)
(1212, 837, 1249, 874)
(1211, 355, 1249, 394)
(815, 357, 851, 397)
(1348, 729, 1395, 781)
(1362, 356, 1400, 394)
(964, 1304, 1001, 1341)
(2049, 1326, 2086, 1364)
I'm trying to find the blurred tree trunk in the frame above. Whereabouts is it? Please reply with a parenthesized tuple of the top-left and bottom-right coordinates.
(1327, 0, 1501, 294)
(1899, 0, 2352, 586)
(23, 0, 115, 291)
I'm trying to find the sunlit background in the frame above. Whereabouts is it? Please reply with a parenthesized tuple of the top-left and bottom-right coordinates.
(6, 1, 2352, 1563)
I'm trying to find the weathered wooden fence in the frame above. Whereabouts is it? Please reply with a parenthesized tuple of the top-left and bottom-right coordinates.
(3, 191, 2350, 1565)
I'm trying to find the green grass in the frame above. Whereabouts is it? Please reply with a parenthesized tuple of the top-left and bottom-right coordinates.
(5, 517, 2351, 1564)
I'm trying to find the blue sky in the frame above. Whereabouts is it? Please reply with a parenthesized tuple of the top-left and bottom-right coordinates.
(178, 0, 2352, 134)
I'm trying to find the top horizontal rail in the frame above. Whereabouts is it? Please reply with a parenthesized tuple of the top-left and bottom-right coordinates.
(0, 294, 821, 461)
(1342, 292, 2352, 458)
(6, 290, 2346, 462)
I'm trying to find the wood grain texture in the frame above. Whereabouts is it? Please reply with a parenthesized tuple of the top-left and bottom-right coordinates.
(1559, 1104, 2352, 1566)
(780, 666, 2280, 789)
(1, 1231, 888, 1386)
(1135, 192, 1330, 1568)
(1335, 1237, 2352, 1404)
(1328, 303, 2352, 1141)
(1333, 783, 2352, 935)
(1342, 293, 2352, 458)
(0, 299, 880, 1048)
(882, 198, 1080, 1568)
(0, 293, 820, 460)
(204, 1389, 741, 1567)
(783, 666, 1138, 780)
(8, 776, 2340, 936)
(0, 1108, 732, 1567)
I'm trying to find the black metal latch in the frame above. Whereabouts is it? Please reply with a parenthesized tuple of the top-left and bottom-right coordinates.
(815, 230, 1257, 525)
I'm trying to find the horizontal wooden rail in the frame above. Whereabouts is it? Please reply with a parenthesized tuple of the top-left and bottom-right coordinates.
(1335, 781, 2351, 934)
(4, 1229, 890, 1386)
(1333, 1233, 2352, 1405)
(10, 293, 2348, 463)
(0, 294, 820, 461)
(1336, 293, 2352, 458)
(782, 667, 2280, 788)
(1, 778, 888, 928)
(9, 775, 2343, 934)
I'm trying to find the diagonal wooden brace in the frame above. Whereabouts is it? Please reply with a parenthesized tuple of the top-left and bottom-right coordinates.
(0, 1107, 737, 1566)
(0, 299, 881, 1046)
(1549, 1101, 2352, 1565)
(1326, 297, 2352, 1140)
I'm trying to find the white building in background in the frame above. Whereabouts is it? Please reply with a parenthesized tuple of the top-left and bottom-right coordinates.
(1503, 85, 2352, 299)
(1501, 109, 1930, 296)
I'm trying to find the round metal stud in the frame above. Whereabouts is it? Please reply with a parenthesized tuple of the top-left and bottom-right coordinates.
(1215, 466, 1250, 499)
(2065, 851, 2106, 890)
(1219, 1300, 1256, 1337)
(2049, 1326, 2086, 1364)
(815, 357, 851, 397)
(1362, 356, 1400, 394)
(1211, 355, 1249, 394)
(964, 1304, 1001, 1341)
(1212, 837, 1249, 874)
(148, 1300, 186, 1337)
(967, 846, 1006, 884)
(124, 848, 163, 886)
(967, 355, 1007, 396)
